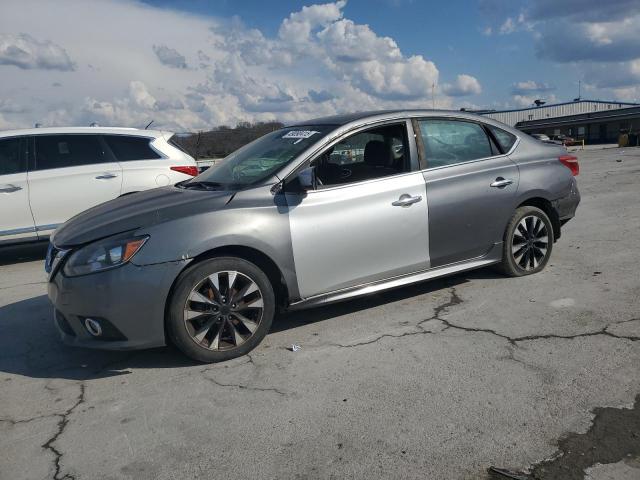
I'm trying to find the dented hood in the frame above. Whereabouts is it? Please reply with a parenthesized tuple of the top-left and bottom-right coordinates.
(51, 186, 234, 248)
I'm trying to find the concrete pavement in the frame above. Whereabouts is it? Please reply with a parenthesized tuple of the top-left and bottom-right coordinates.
(1, 147, 638, 479)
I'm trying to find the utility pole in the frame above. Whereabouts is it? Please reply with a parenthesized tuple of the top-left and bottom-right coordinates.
(578, 80, 581, 100)
(432, 82, 435, 109)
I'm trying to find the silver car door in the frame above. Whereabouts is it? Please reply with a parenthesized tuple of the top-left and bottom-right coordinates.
(285, 121, 429, 299)
(287, 172, 429, 298)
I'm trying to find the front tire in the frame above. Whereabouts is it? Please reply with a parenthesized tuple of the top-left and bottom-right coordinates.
(167, 256, 275, 363)
(497, 206, 554, 277)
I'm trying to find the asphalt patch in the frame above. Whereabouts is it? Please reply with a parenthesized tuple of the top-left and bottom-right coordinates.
(490, 394, 640, 479)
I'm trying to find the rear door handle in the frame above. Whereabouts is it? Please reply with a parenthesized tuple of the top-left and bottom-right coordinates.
(490, 178, 514, 188)
(392, 194, 422, 207)
(0, 184, 22, 193)
(95, 173, 118, 180)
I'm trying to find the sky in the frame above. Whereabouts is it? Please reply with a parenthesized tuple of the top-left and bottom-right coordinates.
(1, 0, 639, 131)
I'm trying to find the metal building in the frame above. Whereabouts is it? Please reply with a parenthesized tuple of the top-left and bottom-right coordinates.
(478, 100, 638, 127)
(476, 100, 640, 144)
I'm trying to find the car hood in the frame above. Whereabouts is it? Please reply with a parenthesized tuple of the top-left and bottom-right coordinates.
(52, 186, 234, 247)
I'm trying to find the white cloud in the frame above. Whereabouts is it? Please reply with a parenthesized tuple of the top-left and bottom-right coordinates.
(511, 80, 555, 95)
(442, 74, 482, 97)
(152, 44, 188, 69)
(0, 0, 471, 131)
(499, 17, 516, 35)
(0, 33, 75, 71)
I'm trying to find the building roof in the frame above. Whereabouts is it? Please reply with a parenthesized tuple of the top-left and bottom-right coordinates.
(480, 99, 639, 115)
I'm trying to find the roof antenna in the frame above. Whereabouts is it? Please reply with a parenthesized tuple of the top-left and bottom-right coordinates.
(145, 120, 154, 130)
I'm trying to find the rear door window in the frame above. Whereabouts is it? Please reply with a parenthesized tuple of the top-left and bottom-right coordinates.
(487, 125, 517, 153)
(418, 119, 493, 169)
(0, 138, 24, 175)
(103, 135, 161, 161)
(34, 135, 107, 171)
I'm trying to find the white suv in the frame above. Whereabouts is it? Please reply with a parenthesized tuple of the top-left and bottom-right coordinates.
(0, 127, 197, 245)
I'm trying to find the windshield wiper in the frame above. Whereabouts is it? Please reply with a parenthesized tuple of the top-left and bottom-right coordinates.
(178, 181, 226, 191)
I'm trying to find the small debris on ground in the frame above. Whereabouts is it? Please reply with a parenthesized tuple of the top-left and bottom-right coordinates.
(289, 344, 301, 352)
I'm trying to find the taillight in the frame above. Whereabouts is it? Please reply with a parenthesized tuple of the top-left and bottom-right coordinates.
(170, 166, 199, 177)
(559, 155, 579, 176)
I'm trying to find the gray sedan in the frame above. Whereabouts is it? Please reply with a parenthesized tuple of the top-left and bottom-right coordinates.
(46, 110, 580, 362)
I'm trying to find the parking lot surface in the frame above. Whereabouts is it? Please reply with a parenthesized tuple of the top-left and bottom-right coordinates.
(1, 147, 639, 480)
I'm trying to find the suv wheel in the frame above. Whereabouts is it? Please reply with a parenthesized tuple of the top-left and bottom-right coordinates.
(167, 257, 275, 363)
(497, 206, 554, 277)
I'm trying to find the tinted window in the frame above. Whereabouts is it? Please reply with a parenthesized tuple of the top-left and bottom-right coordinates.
(488, 125, 517, 152)
(104, 135, 161, 161)
(314, 123, 409, 186)
(0, 138, 23, 175)
(419, 120, 493, 168)
(34, 135, 106, 171)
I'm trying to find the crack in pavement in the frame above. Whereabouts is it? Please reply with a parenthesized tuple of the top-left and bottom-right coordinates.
(202, 374, 287, 396)
(332, 285, 463, 348)
(41, 383, 86, 480)
(333, 287, 639, 348)
(0, 412, 59, 426)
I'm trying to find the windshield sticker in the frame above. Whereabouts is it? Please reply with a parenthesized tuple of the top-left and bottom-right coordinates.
(282, 130, 320, 144)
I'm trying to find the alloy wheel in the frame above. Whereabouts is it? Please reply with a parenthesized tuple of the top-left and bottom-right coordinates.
(183, 270, 264, 351)
(511, 215, 549, 271)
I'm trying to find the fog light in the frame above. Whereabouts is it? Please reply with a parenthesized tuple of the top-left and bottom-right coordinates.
(84, 318, 102, 337)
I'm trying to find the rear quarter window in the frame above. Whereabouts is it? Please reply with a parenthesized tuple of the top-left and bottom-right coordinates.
(488, 125, 517, 153)
(103, 135, 161, 161)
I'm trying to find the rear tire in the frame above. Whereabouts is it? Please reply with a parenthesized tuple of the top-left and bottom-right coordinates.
(497, 206, 554, 277)
(167, 256, 275, 363)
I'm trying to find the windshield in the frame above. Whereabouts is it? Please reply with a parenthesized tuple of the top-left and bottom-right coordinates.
(188, 125, 333, 188)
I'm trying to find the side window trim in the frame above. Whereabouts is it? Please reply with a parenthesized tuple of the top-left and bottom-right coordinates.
(411, 118, 427, 170)
(98, 135, 119, 164)
(415, 116, 515, 171)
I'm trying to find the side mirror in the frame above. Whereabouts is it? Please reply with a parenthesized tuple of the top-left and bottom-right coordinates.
(298, 166, 317, 190)
(284, 165, 317, 193)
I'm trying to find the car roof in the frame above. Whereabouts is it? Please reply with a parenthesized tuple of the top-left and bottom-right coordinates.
(287, 109, 508, 128)
(0, 126, 171, 139)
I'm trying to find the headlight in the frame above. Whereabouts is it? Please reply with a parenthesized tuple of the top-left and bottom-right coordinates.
(63, 233, 149, 277)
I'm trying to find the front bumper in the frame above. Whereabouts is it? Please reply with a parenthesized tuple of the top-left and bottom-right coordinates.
(48, 259, 188, 350)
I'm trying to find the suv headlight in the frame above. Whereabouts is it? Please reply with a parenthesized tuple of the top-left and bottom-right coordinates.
(63, 233, 149, 277)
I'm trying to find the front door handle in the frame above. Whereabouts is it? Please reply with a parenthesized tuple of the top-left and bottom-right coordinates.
(0, 184, 22, 193)
(490, 177, 514, 188)
(95, 173, 118, 180)
(392, 194, 422, 207)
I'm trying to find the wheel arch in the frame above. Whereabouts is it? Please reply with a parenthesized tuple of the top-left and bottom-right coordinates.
(516, 196, 561, 241)
(164, 245, 291, 332)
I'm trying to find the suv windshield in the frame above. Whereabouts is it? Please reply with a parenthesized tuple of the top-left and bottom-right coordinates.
(187, 125, 333, 188)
